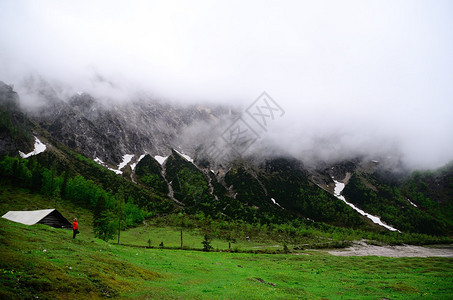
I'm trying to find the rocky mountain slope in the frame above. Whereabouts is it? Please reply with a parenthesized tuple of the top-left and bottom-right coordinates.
(1, 80, 452, 236)
(27, 95, 229, 165)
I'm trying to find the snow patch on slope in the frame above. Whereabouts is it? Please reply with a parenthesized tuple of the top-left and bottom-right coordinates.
(271, 198, 283, 209)
(332, 178, 400, 232)
(130, 154, 146, 170)
(94, 157, 122, 175)
(95, 154, 134, 174)
(118, 154, 134, 170)
(154, 155, 169, 166)
(406, 198, 418, 207)
(174, 149, 194, 163)
(19, 137, 46, 158)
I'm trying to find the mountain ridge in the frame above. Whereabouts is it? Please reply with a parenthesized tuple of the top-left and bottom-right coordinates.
(1, 81, 452, 237)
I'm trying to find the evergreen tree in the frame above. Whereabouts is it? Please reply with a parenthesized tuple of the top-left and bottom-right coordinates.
(93, 196, 116, 241)
(202, 234, 213, 252)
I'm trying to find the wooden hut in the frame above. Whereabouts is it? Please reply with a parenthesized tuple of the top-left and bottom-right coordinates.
(2, 209, 72, 229)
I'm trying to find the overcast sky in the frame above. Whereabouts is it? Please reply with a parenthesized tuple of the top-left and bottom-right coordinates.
(1, 0, 452, 169)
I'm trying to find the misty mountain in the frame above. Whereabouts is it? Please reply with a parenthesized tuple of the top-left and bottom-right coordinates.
(21, 82, 233, 165)
(1, 81, 452, 236)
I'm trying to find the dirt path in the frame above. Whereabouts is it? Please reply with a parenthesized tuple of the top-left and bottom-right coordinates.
(328, 243, 453, 257)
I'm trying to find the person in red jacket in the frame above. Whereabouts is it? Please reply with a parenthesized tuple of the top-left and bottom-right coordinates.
(73, 218, 79, 239)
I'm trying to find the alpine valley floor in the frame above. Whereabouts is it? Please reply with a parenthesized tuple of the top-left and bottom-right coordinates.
(1, 217, 453, 299)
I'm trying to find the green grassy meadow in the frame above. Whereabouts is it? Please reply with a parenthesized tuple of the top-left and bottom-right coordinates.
(1, 216, 453, 299)
(1, 186, 453, 299)
(120, 224, 285, 252)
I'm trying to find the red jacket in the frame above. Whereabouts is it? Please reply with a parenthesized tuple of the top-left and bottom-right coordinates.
(73, 221, 78, 230)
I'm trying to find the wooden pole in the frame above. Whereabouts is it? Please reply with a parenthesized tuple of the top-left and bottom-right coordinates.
(180, 230, 183, 249)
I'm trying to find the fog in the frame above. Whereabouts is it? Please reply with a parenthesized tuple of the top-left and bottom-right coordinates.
(1, 0, 452, 169)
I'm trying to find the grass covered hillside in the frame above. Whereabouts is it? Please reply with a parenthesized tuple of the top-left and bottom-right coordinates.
(1, 213, 453, 299)
(0, 218, 161, 299)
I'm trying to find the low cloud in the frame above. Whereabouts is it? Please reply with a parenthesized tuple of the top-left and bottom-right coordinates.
(1, 0, 452, 169)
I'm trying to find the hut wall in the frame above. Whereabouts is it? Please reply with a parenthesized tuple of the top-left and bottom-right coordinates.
(38, 211, 72, 229)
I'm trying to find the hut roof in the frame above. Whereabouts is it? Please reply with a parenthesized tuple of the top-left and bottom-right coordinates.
(2, 209, 72, 228)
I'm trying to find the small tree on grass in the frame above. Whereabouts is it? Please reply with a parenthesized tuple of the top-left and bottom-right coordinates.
(93, 197, 116, 241)
(202, 235, 213, 252)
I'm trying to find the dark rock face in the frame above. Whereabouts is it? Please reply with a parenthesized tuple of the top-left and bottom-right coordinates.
(27, 92, 224, 164)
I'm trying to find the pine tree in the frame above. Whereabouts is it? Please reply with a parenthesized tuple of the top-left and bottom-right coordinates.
(202, 235, 213, 252)
(93, 196, 116, 241)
